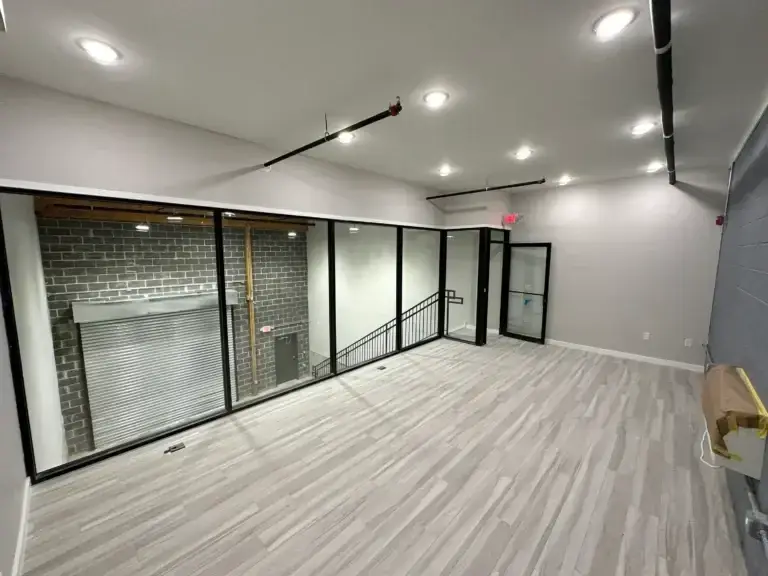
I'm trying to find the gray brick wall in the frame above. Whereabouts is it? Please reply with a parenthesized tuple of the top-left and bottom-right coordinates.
(38, 218, 309, 457)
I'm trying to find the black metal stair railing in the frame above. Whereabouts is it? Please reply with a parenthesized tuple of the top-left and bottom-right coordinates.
(312, 291, 440, 378)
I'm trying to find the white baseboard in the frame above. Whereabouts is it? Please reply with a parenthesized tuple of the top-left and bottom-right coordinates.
(12, 477, 30, 576)
(546, 339, 703, 372)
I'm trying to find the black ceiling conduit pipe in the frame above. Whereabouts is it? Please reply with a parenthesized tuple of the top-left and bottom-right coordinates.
(261, 97, 402, 169)
(650, 0, 676, 184)
(425, 178, 546, 201)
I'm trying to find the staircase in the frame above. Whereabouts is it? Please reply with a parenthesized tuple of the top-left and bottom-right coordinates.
(312, 291, 440, 377)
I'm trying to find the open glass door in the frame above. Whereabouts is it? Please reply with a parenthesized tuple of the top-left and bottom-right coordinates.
(501, 243, 551, 344)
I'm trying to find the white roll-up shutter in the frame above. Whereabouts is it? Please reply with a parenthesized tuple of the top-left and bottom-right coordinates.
(80, 307, 235, 449)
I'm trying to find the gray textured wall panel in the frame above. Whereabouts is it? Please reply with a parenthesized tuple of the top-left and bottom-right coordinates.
(709, 107, 768, 576)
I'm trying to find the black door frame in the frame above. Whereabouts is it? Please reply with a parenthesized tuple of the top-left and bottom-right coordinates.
(500, 242, 552, 345)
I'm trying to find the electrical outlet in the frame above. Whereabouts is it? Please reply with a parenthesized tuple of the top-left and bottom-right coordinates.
(643, 332, 650, 341)
(684, 338, 693, 348)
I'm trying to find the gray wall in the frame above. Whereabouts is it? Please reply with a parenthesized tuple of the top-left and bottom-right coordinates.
(0, 292, 27, 576)
(37, 217, 309, 456)
(709, 107, 768, 576)
(505, 172, 725, 365)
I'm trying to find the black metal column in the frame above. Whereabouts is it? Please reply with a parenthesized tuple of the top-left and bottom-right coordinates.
(475, 228, 491, 346)
(0, 209, 39, 480)
(395, 227, 403, 351)
(328, 222, 338, 374)
(213, 211, 233, 411)
(437, 231, 447, 337)
(499, 229, 511, 335)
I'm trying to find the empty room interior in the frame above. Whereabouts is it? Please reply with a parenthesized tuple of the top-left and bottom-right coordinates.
(1, 1, 768, 575)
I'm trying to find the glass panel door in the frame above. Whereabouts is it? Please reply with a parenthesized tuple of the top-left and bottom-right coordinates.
(504, 243, 551, 343)
(444, 229, 480, 343)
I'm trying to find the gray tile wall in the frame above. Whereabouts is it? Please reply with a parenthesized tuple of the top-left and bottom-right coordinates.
(38, 219, 309, 456)
(709, 107, 768, 576)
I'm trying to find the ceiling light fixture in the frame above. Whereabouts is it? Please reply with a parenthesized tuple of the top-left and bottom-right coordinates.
(223, 211, 236, 218)
(166, 216, 183, 222)
(447, 235, 455, 239)
(338, 131, 355, 144)
(349, 226, 360, 234)
(631, 121, 656, 136)
(515, 146, 533, 161)
(136, 223, 150, 232)
(423, 90, 450, 110)
(594, 8, 637, 41)
(76, 38, 122, 65)
(558, 174, 573, 186)
(438, 164, 453, 177)
(288, 231, 297, 238)
(646, 160, 665, 173)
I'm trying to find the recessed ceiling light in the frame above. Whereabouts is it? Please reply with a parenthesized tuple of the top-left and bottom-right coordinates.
(136, 224, 150, 232)
(558, 174, 573, 186)
(223, 211, 236, 218)
(288, 231, 297, 238)
(631, 121, 656, 136)
(515, 146, 533, 161)
(349, 226, 360, 233)
(646, 160, 664, 173)
(338, 131, 355, 144)
(166, 216, 183, 222)
(594, 9, 636, 42)
(438, 164, 453, 177)
(76, 38, 122, 65)
(423, 91, 450, 110)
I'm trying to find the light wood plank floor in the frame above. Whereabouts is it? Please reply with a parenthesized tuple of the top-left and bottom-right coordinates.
(23, 338, 746, 576)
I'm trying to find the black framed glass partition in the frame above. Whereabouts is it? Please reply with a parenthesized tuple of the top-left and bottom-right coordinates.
(1, 186, 495, 483)
(221, 213, 329, 406)
(333, 222, 397, 371)
(402, 228, 440, 348)
(0, 193, 229, 473)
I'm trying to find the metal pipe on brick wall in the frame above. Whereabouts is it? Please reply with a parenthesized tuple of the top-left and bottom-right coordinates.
(244, 226, 258, 393)
(650, 0, 676, 185)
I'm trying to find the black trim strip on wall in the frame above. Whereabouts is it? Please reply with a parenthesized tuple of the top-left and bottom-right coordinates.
(499, 230, 511, 334)
(328, 221, 338, 375)
(438, 231, 447, 337)
(475, 228, 491, 346)
(213, 211, 233, 412)
(395, 227, 403, 351)
(0, 209, 38, 479)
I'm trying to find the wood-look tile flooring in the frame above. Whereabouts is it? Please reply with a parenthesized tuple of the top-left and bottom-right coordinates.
(23, 338, 746, 576)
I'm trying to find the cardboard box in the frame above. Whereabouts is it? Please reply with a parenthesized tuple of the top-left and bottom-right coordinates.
(702, 365, 767, 479)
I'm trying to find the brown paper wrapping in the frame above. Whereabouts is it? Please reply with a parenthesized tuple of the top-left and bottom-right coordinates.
(701, 365, 764, 459)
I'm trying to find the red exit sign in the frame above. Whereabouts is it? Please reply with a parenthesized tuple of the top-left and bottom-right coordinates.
(504, 213, 519, 224)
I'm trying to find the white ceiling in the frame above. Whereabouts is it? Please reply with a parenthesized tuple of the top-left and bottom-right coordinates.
(0, 0, 766, 193)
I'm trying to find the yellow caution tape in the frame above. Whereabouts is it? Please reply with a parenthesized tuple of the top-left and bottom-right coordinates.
(737, 367, 768, 439)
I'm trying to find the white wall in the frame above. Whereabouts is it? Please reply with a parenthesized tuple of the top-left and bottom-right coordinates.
(307, 223, 330, 361)
(0, 194, 66, 470)
(0, 76, 442, 227)
(307, 224, 441, 357)
(445, 230, 479, 332)
(403, 229, 440, 310)
(487, 243, 504, 332)
(505, 172, 726, 365)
